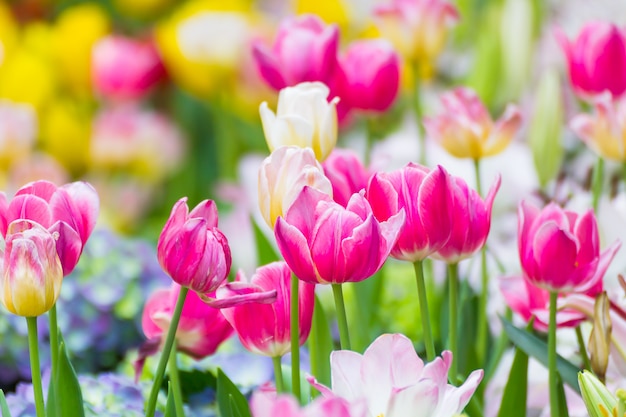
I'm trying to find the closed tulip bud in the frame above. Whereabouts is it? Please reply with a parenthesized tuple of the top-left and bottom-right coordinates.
(157, 198, 232, 294)
(588, 292, 611, 382)
(424, 87, 522, 160)
(260, 82, 339, 161)
(258, 146, 332, 228)
(1, 220, 63, 317)
(322, 149, 370, 207)
(578, 370, 619, 417)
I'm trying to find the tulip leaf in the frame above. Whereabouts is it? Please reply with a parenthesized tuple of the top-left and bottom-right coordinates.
(497, 325, 530, 417)
(0, 389, 11, 417)
(164, 383, 176, 417)
(216, 368, 251, 417)
(252, 217, 280, 266)
(309, 295, 333, 391)
(501, 317, 581, 394)
(556, 371, 571, 417)
(46, 374, 57, 417)
(54, 338, 85, 417)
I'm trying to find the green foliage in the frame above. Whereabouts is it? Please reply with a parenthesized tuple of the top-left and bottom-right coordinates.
(252, 217, 280, 266)
(53, 339, 86, 417)
(164, 383, 176, 417)
(309, 295, 333, 391)
(216, 368, 251, 417)
(0, 390, 11, 417)
(497, 326, 529, 417)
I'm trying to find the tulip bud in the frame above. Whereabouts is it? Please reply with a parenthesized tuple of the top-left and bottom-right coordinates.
(322, 149, 370, 207)
(588, 292, 611, 382)
(578, 370, 618, 417)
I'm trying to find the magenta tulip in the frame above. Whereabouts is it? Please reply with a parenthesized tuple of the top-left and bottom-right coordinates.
(366, 163, 454, 262)
(518, 201, 620, 293)
(322, 149, 370, 207)
(555, 22, 626, 99)
(219, 261, 315, 357)
(274, 187, 404, 284)
(252, 14, 339, 91)
(157, 197, 232, 294)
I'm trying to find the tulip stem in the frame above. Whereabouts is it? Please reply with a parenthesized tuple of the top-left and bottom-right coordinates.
(26, 317, 45, 417)
(575, 325, 592, 371)
(272, 356, 284, 393)
(548, 291, 561, 417)
(332, 284, 351, 351)
(411, 60, 427, 166)
(290, 274, 301, 402)
(49, 304, 59, 378)
(168, 342, 185, 417)
(145, 286, 189, 417)
(448, 263, 459, 384)
(474, 159, 489, 367)
(591, 156, 604, 212)
(413, 260, 435, 360)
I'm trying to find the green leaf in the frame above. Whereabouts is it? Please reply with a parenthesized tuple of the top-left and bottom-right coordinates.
(309, 295, 333, 392)
(164, 383, 176, 417)
(252, 217, 279, 266)
(54, 339, 85, 417)
(497, 332, 529, 417)
(46, 373, 57, 417)
(556, 371, 571, 417)
(216, 368, 251, 417)
(0, 389, 12, 417)
(501, 317, 581, 394)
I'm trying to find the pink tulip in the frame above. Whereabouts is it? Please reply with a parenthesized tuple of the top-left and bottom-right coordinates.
(141, 283, 233, 359)
(0, 180, 99, 275)
(157, 197, 232, 294)
(92, 35, 166, 101)
(274, 187, 404, 284)
(309, 333, 483, 417)
(337, 39, 400, 113)
(434, 174, 500, 264)
(555, 22, 626, 99)
(0, 220, 64, 317)
(424, 87, 522, 159)
(252, 14, 339, 90)
(322, 149, 370, 207)
(218, 261, 315, 357)
(518, 201, 621, 293)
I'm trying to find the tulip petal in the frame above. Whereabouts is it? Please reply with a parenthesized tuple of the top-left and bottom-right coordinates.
(532, 221, 578, 290)
(251, 42, 287, 90)
(329, 350, 365, 402)
(275, 217, 318, 283)
(189, 199, 219, 228)
(48, 221, 82, 276)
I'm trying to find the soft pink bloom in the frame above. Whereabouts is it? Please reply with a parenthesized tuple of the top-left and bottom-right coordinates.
(555, 22, 626, 99)
(157, 197, 232, 294)
(219, 261, 314, 357)
(0, 180, 99, 275)
(92, 35, 165, 101)
(424, 87, 522, 159)
(337, 39, 400, 113)
(517, 201, 621, 293)
(309, 333, 483, 417)
(252, 14, 339, 90)
(434, 174, 501, 263)
(142, 283, 233, 359)
(0, 100, 37, 165)
(322, 149, 370, 207)
(274, 187, 404, 284)
(366, 163, 454, 262)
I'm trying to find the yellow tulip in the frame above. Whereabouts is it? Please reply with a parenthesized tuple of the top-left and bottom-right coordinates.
(0, 49, 56, 110)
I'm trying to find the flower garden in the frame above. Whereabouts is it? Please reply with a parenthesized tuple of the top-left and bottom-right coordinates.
(0, 0, 626, 416)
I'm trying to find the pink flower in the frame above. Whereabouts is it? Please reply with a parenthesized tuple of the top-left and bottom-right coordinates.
(92, 35, 165, 101)
(517, 201, 621, 293)
(219, 262, 315, 357)
(322, 149, 370, 207)
(309, 333, 483, 417)
(424, 87, 522, 159)
(337, 39, 400, 113)
(252, 14, 339, 90)
(434, 174, 501, 263)
(275, 187, 404, 284)
(157, 198, 232, 294)
(0, 180, 99, 275)
(141, 284, 233, 359)
(366, 163, 454, 262)
(555, 22, 626, 99)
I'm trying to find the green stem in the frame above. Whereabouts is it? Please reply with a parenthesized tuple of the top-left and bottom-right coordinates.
(331, 284, 351, 350)
(290, 274, 301, 402)
(145, 286, 189, 417)
(411, 60, 427, 166)
(548, 291, 560, 417)
(49, 304, 59, 378)
(27, 317, 45, 417)
(413, 260, 435, 360)
(591, 156, 604, 213)
(448, 263, 459, 383)
(575, 325, 592, 371)
(168, 341, 185, 417)
(272, 356, 284, 393)
(473, 159, 490, 368)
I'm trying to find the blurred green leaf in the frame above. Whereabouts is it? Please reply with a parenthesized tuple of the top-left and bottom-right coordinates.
(556, 371, 571, 417)
(54, 339, 85, 417)
(164, 383, 176, 417)
(309, 295, 333, 392)
(252, 217, 280, 266)
(0, 389, 11, 417)
(497, 325, 529, 417)
(216, 368, 251, 417)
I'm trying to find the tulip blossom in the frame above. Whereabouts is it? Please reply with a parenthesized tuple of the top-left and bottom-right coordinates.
(570, 93, 626, 162)
(555, 22, 626, 99)
(337, 39, 400, 113)
(157, 197, 232, 294)
(366, 163, 454, 262)
(252, 14, 339, 91)
(1, 220, 63, 317)
(434, 174, 500, 264)
(424, 87, 522, 160)
(518, 201, 621, 293)
(260, 82, 339, 162)
(141, 284, 233, 359)
(218, 261, 315, 357)
(258, 146, 332, 228)
(0, 100, 37, 169)
(274, 187, 404, 284)
(309, 333, 483, 417)
(322, 149, 370, 208)
(91, 35, 165, 101)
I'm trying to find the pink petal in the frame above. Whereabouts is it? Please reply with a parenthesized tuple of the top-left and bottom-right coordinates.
(48, 221, 82, 276)
(329, 350, 365, 402)
(189, 199, 219, 228)
(274, 217, 318, 283)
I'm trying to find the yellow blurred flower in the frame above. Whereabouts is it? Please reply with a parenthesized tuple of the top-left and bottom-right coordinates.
(0, 48, 56, 110)
(0, 1, 18, 65)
